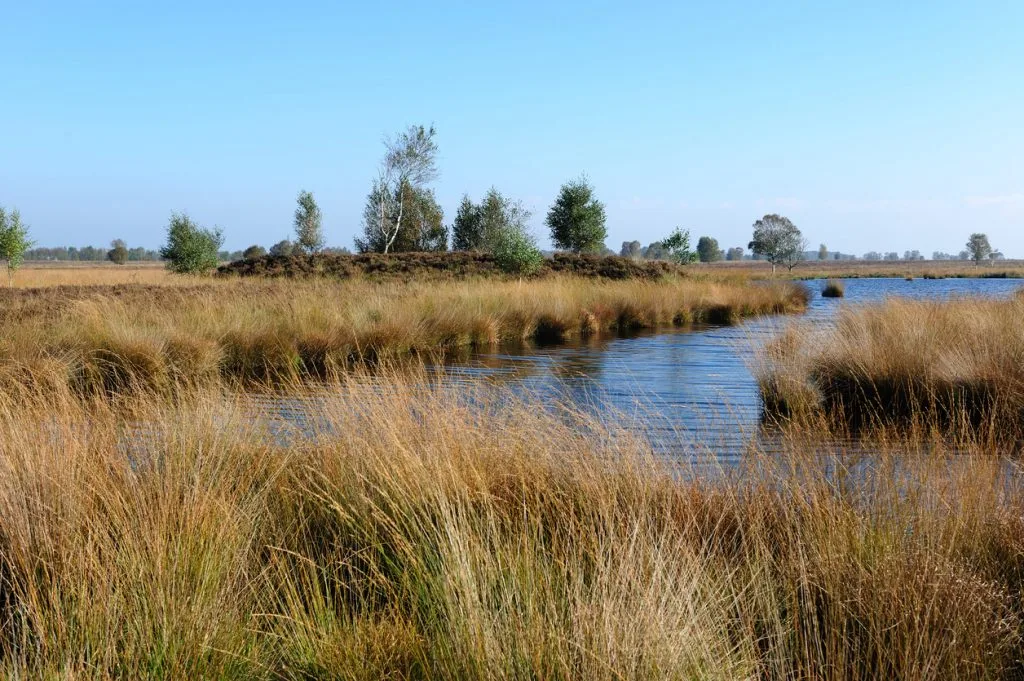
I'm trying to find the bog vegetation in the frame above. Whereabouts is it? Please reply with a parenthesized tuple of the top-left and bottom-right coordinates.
(0, 276, 809, 397)
(0, 375, 1021, 678)
(758, 291, 1024, 439)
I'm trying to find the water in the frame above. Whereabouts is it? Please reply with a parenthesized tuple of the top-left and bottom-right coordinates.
(431, 278, 1024, 461)
(252, 278, 1022, 461)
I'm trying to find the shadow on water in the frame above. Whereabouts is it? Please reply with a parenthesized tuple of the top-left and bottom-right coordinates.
(253, 278, 1024, 463)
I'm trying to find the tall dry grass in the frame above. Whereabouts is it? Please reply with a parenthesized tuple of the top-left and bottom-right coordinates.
(757, 292, 1024, 437)
(0, 376, 1020, 678)
(0, 276, 809, 396)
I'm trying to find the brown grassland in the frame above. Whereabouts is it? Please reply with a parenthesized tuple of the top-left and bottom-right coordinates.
(0, 275, 809, 397)
(0, 376, 1021, 678)
(758, 291, 1024, 440)
(2, 259, 1024, 678)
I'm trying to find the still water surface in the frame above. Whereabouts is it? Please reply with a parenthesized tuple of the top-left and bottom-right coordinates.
(264, 278, 1023, 461)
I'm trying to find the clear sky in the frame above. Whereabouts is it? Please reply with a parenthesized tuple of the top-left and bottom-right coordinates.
(2, 1, 1022, 255)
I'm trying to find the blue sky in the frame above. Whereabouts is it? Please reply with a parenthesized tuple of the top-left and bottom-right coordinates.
(2, 1, 1021, 255)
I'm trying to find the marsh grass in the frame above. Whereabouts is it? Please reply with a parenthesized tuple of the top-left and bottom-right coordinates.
(0, 276, 809, 397)
(821, 279, 845, 298)
(0, 375, 1020, 678)
(757, 293, 1024, 438)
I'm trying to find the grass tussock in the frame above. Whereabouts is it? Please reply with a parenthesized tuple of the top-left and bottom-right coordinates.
(0, 277, 809, 396)
(821, 279, 845, 298)
(0, 376, 1021, 678)
(758, 293, 1024, 436)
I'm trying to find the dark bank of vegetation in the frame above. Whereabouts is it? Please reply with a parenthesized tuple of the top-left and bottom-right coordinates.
(217, 251, 690, 281)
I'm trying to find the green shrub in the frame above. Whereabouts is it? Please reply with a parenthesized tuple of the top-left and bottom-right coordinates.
(492, 229, 544, 276)
(160, 213, 224, 275)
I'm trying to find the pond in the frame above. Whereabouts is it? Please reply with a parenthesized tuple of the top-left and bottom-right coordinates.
(435, 277, 1024, 461)
(256, 277, 1023, 461)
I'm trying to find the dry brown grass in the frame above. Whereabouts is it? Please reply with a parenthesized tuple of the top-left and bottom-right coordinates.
(757, 292, 1024, 437)
(13, 262, 177, 287)
(0, 375, 1019, 678)
(0, 276, 809, 396)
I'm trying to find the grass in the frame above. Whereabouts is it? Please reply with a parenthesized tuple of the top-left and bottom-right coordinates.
(821, 279, 845, 298)
(0, 276, 809, 396)
(757, 292, 1024, 436)
(13, 261, 174, 287)
(0, 375, 1021, 678)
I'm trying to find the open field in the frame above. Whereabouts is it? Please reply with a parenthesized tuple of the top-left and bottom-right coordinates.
(698, 258, 1024, 280)
(0, 377, 1020, 678)
(757, 291, 1024, 438)
(0, 276, 809, 397)
(14, 261, 175, 287)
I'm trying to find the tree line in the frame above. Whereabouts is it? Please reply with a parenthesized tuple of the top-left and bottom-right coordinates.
(0, 124, 1010, 280)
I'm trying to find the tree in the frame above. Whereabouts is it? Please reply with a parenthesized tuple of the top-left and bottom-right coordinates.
(884, 252, 900, 261)
(243, 245, 267, 259)
(452, 195, 484, 251)
(990, 250, 1004, 263)
(696, 236, 723, 263)
(863, 251, 881, 261)
(725, 246, 745, 261)
(747, 214, 806, 274)
(966, 233, 992, 266)
(159, 213, 224, 274)
(818, 243, 828, 261)
(106, 239, 128, 265)
(492, 223, 543, 275)
(357, 183, 446, 252)
(643, 241, 667, 260)
(662, 228, 698, 264)
(294, 190, 324, 254)
(0, 207, 33, 286)
(269, 240, 294, 257)
(903, 250, 923, 261)
(361, 124, 439, 254)
(620, 241, 642, 259)
(546, 176, 607, 253)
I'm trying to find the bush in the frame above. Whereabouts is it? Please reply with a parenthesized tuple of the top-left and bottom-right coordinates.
(821, 279, 845, 298)
(242, 245, 267, 260)
(492, 228, 544, 276)
(159, 213, 224, 275)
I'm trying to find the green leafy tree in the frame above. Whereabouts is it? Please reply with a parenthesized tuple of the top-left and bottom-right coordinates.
(818, 243, 828, 260)
(620, 240, 642, 259)
(106, 239, 129, 265)
(362, 124, 439, 254)
(966, 233, 992, 266)
(546, 176, 607, 253)
(748, 214, 806, 274)
(696, 236, 723, 262)
(159, 213, 224, 274)
(662, 228, 698, 264)
(0, 207, 33, 286)
(243, 245, 267, 259)
(725, 246, 744, 261)
(452, 195, 484, 251)
(492, 223, 543, 275)
(269, 240, 294, 257)
(294, 190, 324, 254)
(357, 183, 446, 252)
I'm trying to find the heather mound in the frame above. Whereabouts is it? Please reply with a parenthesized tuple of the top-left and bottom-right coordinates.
(217, 251, 688, 281)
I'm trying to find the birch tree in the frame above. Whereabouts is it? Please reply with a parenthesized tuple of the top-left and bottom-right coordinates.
(360, 125, 438, 254)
